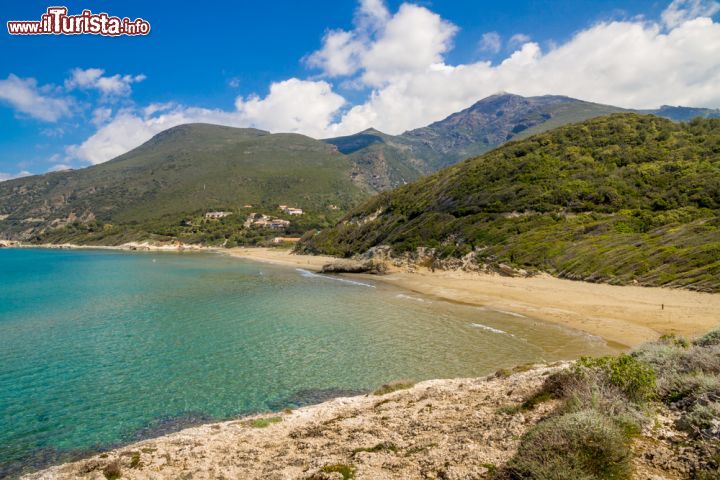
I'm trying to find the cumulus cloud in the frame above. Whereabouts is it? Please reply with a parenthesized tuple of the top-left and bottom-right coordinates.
(307, 0, 456, 85)
(662, 0, 720, 27)
(314, 1, 720, 135)
(0, 74, 73, 122)
(478, 32, 501, 53)
(65, 68, 146, 97)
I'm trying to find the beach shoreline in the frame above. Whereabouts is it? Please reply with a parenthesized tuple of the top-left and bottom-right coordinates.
(5, 242, 719, 348)
(223, 247, 720, 348)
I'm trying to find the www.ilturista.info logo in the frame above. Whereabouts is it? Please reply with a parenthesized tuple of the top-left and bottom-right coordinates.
(7, 7, 151, 36)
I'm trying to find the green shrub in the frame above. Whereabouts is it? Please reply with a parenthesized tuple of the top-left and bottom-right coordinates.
(505, 410, 632, 480)
(694, 328, 720, 347)
(246, 416, 282, 428)
(316, 464, 355, 480)
(577, 354, 656, 402)
(103, 461, 122, 480)
(658, 372, 720, 404)
(676, 402, 720, 437)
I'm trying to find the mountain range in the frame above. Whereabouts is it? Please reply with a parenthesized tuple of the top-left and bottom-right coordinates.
(0, 93, 718, 243)
(325, 93, 720, 190)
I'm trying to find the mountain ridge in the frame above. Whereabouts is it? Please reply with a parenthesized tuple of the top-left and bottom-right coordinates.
(299, 113, 720, 292)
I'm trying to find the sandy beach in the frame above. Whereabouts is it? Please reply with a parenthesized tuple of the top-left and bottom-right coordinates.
(225, 247, 720, 348)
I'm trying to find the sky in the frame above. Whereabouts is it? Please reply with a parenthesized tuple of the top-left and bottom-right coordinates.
(1, 0, 719, 180)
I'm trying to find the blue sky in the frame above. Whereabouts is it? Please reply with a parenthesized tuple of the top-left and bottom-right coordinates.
(1, 0, 719, 179)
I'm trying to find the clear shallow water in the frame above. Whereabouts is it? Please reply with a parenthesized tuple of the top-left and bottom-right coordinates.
(0, 248, 616, 477)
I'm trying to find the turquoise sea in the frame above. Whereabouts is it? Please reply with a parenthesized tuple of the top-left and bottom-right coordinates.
(0, 248, 616, 477)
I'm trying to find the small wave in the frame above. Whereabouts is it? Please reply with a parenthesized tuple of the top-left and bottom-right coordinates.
(295, 268, 375, 288)
(396, 293, 429, 303)
(494, 309, 527, 318)
(470, 323, 514, 336)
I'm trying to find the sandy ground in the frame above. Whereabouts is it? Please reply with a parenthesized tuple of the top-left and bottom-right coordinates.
(225, 248, 720, 348)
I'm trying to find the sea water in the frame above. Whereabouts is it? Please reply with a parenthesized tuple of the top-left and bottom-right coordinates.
(0, 248, 616, 477)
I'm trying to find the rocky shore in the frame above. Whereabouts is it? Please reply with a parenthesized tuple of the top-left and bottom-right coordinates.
(22, 361, 699, 480)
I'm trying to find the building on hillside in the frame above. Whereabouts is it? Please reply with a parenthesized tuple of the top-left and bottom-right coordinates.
(245, 213, 290, 230)
(269, 219, 290, 229)
(243, 204, 253, 208)
(205, 211, 232, 219)
(279, 205, 303, 215)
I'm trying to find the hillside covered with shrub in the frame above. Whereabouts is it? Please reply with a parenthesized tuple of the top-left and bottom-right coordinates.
(299, 114, 720, 292)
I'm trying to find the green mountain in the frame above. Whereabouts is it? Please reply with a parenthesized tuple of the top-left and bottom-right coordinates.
(325, 93, 720, 191)
(300, 114, 720, 292)
(0, 124, 368, 243)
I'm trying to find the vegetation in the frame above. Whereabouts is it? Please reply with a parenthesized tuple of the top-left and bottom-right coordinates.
(0, 124, 368, 244)
(507, 410, 633, 480)
(497, 327, 720, 479)
(312, 464, 356, 480)
(102, 461, 122, 480)
(372, 380, 415, 396)
(246, 416, 282, 428)
(300, 114, 720, 292)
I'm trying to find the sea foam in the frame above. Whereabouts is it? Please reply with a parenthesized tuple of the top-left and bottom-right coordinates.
(296, 268, 375, 288)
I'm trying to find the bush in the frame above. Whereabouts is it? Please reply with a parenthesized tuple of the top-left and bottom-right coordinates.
(658, 371, 720, 405)
(505, 410, 632, 480)
(676, 402, 720, 438)
(577, 354, 656, 402)
(103, 461, 122, 480)
(694, 328, 720, 347)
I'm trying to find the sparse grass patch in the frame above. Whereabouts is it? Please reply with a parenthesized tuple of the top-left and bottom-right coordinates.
(373, 380, 415, 396)
(246, 416, 282, 428)
(317, 463, 356, 480)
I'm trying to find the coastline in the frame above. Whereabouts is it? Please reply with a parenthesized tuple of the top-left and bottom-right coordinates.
(23, 364, 567, 480)
(224, 247, 720, 348)
(5, 242, 719, 347)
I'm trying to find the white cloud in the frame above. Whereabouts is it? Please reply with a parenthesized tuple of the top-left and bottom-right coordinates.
(479, 32, 501, 54)
(315, 2, 720, 135)
(0, 170, 31, 182)
(508, 33, 532, 48)
(234, 78, 344, 136)
(69, 78, 345, 164)
(91, 107, 113, 126)
(0, 74, 72, 122)
(307, 1, 456, 86)
(48, 164, 72, 172)
(662, 0, 720, 27)
(65, 68, 146, 97)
